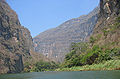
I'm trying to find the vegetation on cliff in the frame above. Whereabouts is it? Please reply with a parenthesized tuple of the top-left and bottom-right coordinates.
(58, 15, 120, 71)
(26, 17, 120, 72)
(1, 0, 120, 74)
(56, 60, 120, 71)
(0, 0, 33, 74)
(33, 7, 99, 62)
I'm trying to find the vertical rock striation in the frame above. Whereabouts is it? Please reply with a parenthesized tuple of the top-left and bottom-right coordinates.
(94, 0, 120, 31)
(33, 7, 99, 62)
(91, 0, 120, 50)
(0, 0, 33, 74)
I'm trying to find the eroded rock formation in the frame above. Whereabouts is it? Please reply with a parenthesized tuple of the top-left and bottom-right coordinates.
(0, 0, 33, 74)
(33, 7, 99, 62)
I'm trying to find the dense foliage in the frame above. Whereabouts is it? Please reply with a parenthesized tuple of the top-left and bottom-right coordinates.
(35, 61, 59, 72)
(62, 43, 120, 68)
(24, 61, 59, 72)
(61, 17, 120, 68)
(24, 17, 120, 72)
(56, 60, 120, 71)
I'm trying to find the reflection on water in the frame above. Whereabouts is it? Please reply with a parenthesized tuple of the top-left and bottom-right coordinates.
(0, 70, 120, 79)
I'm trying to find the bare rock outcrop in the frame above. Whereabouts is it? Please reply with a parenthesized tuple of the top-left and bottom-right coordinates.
(0, 0, 33, 74)
(33, 7, 99, 62)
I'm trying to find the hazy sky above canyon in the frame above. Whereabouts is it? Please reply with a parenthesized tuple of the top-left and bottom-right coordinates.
(7, 0, 99, 37)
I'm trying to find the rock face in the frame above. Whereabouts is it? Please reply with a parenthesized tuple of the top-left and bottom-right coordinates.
(0, 0, 33, 74)
(100, 0, 120, 18)
(94, 0, 120, 31)
(91, 0, 120, 49)
(33, 7, 99, 62)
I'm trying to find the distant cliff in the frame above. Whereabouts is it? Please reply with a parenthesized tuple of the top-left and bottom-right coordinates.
(0, 0, 33, 74)
(61, 0, 120, 68)
(33, 7, 99, 62)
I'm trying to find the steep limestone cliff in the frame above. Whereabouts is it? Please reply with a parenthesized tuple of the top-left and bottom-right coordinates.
(0, 0, 33, 74)
(33, 7, 99, 62)
(91, 0, 120, 47)
(61, 0, 120, 68)
(94, 0, 120, 31)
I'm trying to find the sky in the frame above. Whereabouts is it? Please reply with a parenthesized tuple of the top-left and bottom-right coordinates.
(6, 0, 99, 37)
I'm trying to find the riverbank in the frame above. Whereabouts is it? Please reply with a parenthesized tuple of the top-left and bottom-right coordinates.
(55, 60, 120, 71)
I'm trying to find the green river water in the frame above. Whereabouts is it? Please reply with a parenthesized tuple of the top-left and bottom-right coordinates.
(0, 70, 120, 79)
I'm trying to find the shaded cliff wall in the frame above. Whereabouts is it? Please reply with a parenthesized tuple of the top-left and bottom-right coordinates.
(0, 0, 33, 74)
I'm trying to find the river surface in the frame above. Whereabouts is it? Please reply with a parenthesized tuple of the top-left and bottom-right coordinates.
(0, 70, 120, 79)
